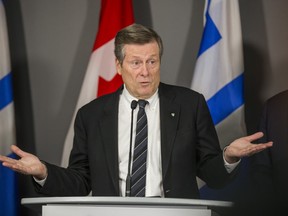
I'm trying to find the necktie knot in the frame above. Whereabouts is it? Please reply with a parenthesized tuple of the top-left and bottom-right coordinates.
(138, 100, 147, 109)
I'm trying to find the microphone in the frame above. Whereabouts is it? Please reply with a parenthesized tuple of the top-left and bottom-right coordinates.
(125, 100, 138, 197)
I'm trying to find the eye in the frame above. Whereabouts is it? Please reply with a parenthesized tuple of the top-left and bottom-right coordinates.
(129, 60, 142, 69)
(132, 60, 140, 66)
(147, 59, 158, 67)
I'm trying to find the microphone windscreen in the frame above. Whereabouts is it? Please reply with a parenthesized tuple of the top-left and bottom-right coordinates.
(131, 100, 138, 110)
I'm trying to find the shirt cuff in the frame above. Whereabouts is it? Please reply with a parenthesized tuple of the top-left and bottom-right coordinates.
(223, 146, 241, 173)
(33, 176, 47, 187)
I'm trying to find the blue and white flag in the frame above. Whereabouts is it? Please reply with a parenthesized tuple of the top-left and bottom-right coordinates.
(191, 0, 247, 198)
(0, 1, 19, 215)
(192, 0, 246, 149)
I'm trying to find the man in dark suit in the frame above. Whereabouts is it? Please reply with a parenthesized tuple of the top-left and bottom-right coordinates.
(248, 90, 288, 215)
(0, 24, 272, 199)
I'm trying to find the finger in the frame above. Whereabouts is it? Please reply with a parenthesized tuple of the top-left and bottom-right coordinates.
(1, 155, 31, 174)
(244, 132, 264, 142)
(246, 142, 273, 156)
(1, 157, 20, 170)
(0, 155, 9, 163)
(0, 155, 13, 163)
(0, 155, 18, 165)
(253, 142, 273, 150)
(3, 161, 29, 175)
(262, 141, 273, 148)
(263, 141, 273, 147)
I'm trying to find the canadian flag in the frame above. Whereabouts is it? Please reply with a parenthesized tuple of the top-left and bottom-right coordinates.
(61, 0, 134, 167)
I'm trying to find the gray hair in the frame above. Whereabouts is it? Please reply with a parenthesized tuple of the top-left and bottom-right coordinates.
(114, 23, 163, 65)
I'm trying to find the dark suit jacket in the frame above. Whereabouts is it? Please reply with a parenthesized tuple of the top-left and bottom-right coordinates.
(244, 90, 288, 215)
(250, 90, 288, 200)
(36, 83, 237, 198)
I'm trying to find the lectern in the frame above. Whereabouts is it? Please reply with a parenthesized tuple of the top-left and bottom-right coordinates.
(22, 197, 233, 216)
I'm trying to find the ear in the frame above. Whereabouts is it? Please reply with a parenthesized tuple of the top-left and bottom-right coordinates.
(115, 58, 122, 75)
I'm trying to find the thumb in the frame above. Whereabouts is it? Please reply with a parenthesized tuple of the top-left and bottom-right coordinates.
(11, 145, 30, 158)
(245, 132, 264, 142)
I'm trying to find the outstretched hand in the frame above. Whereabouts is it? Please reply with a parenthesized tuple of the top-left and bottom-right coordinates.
(0, 145, 47, 180)
(224, 132, 273, 163)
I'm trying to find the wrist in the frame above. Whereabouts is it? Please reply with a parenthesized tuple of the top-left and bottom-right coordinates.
(34, 162, 48, 180)
(224, 146, 239, 163)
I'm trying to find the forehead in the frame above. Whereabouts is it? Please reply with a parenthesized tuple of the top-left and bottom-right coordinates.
(123, 41, 160, 57)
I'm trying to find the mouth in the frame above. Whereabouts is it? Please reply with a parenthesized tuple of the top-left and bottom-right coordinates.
(140, 81, 150, 84)
(141, 82, 151, 88)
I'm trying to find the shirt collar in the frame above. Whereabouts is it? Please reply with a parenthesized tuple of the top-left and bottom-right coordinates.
(122, 84, 159, 110)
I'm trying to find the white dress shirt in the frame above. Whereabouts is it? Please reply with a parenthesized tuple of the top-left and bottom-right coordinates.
(118, 85, 163, 197)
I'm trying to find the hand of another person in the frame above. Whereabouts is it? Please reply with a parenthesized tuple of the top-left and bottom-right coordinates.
(0, 145, 47, 180)
(224, 132, 273, 163)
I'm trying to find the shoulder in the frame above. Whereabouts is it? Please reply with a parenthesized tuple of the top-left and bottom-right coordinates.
(159, 82, 206, 101)
(78, 87, 122, 115)
(268, 90, 288, 103)
(266, 90, 288, 109)
(262, 90, 288, 120)
(159, 82, 204, 96)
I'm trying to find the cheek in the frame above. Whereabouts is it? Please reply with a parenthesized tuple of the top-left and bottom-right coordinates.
(121, 70, 137, 83)
(151, 68, 160, 80)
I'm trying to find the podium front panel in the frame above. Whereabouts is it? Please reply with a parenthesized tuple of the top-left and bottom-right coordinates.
(43, 204, 211, 216)
(22, 196, 233, 216)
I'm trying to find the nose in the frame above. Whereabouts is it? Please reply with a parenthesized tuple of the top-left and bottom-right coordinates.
(141, 63, 149, 76)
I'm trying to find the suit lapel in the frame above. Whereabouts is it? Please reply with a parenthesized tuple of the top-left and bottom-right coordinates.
(159, 83, 180, 179)
(99, 90, 122, 194)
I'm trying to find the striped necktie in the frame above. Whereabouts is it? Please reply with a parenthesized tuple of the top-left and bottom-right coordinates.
(130, 99, 148, 197)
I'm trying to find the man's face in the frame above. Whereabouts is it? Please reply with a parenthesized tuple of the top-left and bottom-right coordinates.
(116, 41, 161, 99)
